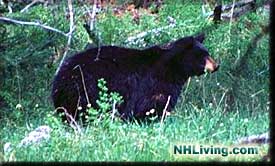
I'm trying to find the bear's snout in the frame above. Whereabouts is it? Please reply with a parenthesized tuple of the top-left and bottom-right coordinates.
(204, 56, 219, 73)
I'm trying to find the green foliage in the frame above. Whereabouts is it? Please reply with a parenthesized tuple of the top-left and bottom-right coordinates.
(85, 78, 124, 126)
(45, 111, 64, 130)
(96, 78, 124, 111)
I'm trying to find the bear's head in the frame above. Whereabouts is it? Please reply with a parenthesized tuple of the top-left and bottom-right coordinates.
(166, 34, 219, 77)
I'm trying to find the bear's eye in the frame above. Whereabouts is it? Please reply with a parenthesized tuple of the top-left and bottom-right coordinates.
(195, 49, 209, 58)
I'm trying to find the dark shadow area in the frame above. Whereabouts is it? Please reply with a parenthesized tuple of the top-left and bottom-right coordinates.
(232, 24, 269, 77)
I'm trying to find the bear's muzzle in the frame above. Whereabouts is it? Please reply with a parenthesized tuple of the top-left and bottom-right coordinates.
(204, 56, 219, 73)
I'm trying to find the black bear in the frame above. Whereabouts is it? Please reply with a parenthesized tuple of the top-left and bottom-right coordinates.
(51, 34, 219, 122)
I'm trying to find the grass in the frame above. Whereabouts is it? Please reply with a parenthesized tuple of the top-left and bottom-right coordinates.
(0, 0, 270, 162)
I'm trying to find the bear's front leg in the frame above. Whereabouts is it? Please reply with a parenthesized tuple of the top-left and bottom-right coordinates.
(134, 92, 172, 120)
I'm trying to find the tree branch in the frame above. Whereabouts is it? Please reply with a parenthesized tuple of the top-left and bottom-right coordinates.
(0, 1, 76, 75)
(56, 107, 82, 134)
(203, 0, 256, 20)
(55, 0, 75, 75)
(237, 132, 269, 144)
(124, 16, 176, 44)
(160, 95, 171, 126)
(85, 0, 98, 31)
(20, 0, 44, 13)
(0, 16, 69, 37)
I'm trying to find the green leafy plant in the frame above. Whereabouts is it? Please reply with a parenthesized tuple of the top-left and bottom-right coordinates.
(45, 111, 64, 129)
(85, 78, 124, 127)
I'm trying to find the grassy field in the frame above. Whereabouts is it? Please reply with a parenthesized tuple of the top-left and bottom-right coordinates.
(0, 0, 270, 162)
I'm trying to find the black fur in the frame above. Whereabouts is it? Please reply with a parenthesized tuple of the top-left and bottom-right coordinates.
(51, 34, 218, 122)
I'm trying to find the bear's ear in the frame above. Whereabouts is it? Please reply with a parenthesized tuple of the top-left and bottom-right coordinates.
(194, 33, 205, 43)
(174, 36, 194, 49)
(159, 42, 174, 50)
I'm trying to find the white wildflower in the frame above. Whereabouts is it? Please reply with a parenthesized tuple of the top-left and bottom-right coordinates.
(16, 104, 22, 109)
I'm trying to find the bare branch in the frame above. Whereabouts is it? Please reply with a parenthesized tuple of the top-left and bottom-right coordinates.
(228, 0, 236, 34)
(111, 100, 117, 122)
(84, 0, 98, 31)
(20, 0, 43, 13)
(236, 132, 270, 144)
(0, 1, 76, 76)
(74, 96, 81, 120)
(55, 0, 75, 75)
(83, 0, 102, 61)
(160, 95, 171, 126)
(203, 0, 256, 20)
(222, 0, 255, 11)
(125, 16, 176, 45)
(73, 65, 91, 106)
(125, 23, 175, 44)
(7, 1, 13, 13)
(0, 16, 69, 37)
(55, 107, 82, 134)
